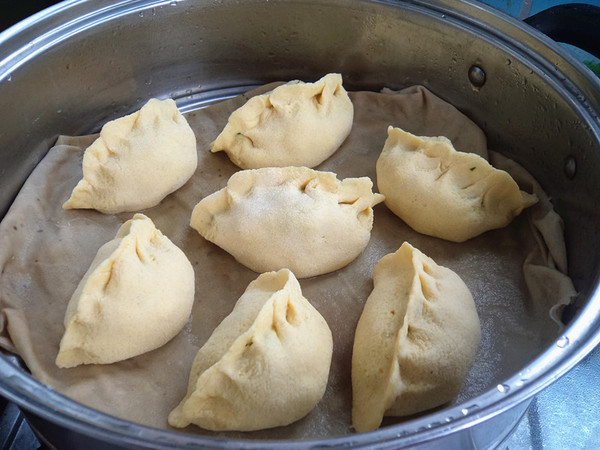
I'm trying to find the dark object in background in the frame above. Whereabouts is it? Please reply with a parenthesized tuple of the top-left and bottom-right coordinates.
(524, 3, 600, 59)
(0, 1, 61, 32)
(0, 396, 41, 449)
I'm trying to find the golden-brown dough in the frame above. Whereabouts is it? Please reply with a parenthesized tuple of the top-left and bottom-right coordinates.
(63, 98, 197, 214)
(352, 242, 480, 432)
(190, 166, 384, 278)
(210, 73, 353, 169)
(55, 214, 195, 368)
(376, 127, 538, 242)
(168, 269, 333, 431)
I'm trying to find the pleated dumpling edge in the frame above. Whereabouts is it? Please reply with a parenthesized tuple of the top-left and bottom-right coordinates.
(190, 167, 385, 278)
(351, 242, 480, 432)
(168, 268, 333, 431)
(376, 126, 538, 242)
(55, 213, 195, 368)
(63, 98, 198, 214)
(210, 73, 354, 169)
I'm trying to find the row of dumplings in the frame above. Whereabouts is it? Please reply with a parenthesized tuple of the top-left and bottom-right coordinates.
(63, 73, 537, 245)
(55, 213, 479, 433)
(55, 73, 537, 433)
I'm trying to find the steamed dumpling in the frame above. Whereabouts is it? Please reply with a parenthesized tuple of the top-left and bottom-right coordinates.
(352, 242, 480, 432)
(376, 126, 538, 242)
(168, 269, 333, 431)
(190, 167, 385, 278)
(55, 214, 195, 368)
(63, 98, 197, 214)
(210, 73, 353, 169)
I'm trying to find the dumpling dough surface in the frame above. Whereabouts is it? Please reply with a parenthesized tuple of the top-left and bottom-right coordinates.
(168, 269, 333, 431)
(210, 73, 353, 169)
(376, 126, 538, 242)
(190, 167, 385, 278)
(352, 242, 480, 433)
(63, 98, 197, 214)
(55, 214, 195, 368)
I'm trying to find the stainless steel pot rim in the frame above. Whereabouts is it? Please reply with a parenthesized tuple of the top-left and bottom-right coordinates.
(2, 297, 599, 450)
(1, 0, 599, 447)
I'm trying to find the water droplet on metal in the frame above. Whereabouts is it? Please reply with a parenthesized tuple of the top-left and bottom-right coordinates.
(557, 335, 570, 348)
(139, 11, 144, 17)
(461, 404, 479, 415)
(468, 65, 486, 88)
(506, 58, 511, 65)
(497, 383, 510, 393)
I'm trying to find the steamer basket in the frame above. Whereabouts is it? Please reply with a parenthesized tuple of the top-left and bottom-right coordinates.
(0, 1, 599, 448)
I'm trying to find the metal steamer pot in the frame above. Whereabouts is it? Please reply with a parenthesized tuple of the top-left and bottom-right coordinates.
(0, 1, 599, 448)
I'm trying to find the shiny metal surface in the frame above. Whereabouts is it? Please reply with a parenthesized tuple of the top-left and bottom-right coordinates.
(0, 0, 599, 448)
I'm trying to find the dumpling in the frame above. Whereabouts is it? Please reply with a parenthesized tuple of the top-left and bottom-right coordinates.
(55, 214, 195, 368)
(351, 242, 480, 433)
(190, 167, 385, 278)
(168, 268, 333, 431)
(210, 73, 353, 169)
(63, 98, 197, 214)
(376, 126, 538, 242)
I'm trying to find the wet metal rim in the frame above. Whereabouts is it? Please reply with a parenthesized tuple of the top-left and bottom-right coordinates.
(0, 0, 599, 447)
